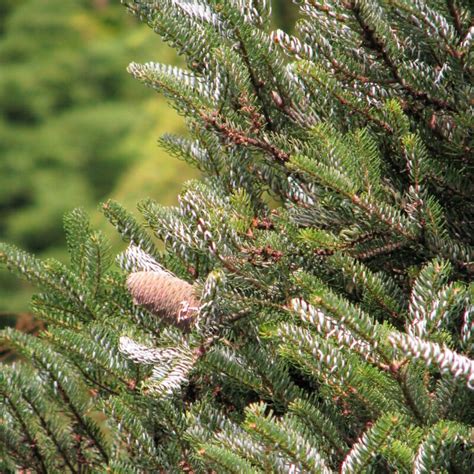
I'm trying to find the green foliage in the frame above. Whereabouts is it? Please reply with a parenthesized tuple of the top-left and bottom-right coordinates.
(1, 0, 473, 472)
(0, 0, 195, 313)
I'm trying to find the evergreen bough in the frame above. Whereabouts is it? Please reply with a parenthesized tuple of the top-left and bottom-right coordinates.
(1, 1, 473, 472)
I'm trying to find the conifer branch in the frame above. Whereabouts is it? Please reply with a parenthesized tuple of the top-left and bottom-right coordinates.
(20, 391, 78, 474)
(201, 112, 289, 162)
(234, 29, 273, 129)
(1, 1, 472, 471)
(3, 396, 48, 474)
(446, 0, 464, 38)
(350, 1, 453, 111)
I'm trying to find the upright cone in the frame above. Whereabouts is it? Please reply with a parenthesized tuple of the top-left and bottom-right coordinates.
(127, 271, 199, 330)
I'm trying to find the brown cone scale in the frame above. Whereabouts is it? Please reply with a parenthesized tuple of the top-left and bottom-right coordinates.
(127, 271, 199, 330)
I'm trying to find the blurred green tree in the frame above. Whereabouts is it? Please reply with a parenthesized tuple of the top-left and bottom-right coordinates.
(0, 0, 195, 314)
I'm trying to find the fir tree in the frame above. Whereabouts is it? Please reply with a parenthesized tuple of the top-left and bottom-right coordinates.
(1, 1, 473, 472)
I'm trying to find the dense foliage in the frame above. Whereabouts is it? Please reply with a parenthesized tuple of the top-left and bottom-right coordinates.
(1, 0, 473, 472)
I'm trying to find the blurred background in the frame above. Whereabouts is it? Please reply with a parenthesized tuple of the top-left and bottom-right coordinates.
(0, 0, 294, 328)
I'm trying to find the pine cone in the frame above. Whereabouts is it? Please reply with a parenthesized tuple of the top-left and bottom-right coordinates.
(127, 271, 199, 330)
